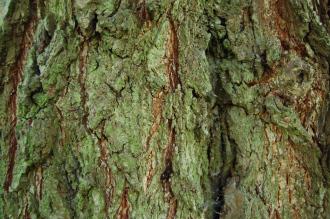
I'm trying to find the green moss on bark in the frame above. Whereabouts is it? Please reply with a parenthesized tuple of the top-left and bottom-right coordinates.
(1, 0, 330, 218)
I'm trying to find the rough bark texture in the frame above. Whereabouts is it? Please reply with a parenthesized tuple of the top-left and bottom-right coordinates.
(0, 0, 330, 218)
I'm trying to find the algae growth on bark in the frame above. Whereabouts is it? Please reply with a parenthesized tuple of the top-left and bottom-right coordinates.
(0, 0, 330, 218)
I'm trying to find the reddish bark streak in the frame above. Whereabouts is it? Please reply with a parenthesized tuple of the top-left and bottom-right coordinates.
(166, 16, 181, 91)
(272, 0, 307, 55)
(98, 134, 113, 216)
(247, 65, 277, 86)
(79, 40, 114, 215)
(144, 150, 155, 191)
(144, 91, 165, 149)
(143, 13, 180, 217)
(159, 15, 181, 219)
(4, 0, 38, 192)
(116, 186, 130, 219)
(138, 0, 150, 24)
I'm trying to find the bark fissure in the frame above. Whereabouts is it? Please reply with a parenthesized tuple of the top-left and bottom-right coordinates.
(137, 0, 151, 24)
(144, 13, 181, 192)
(161, 119, 177, 219)
(23, 199, 31, 219)
(159, 13, 181, 219)
(78, 41, 90, 134)
(144, 91, 165, 150)
(272, 0, 307, 55)
(3, 0, 39, 192)
(35, 166, 43, 201)
(78, 36, 114, 216)
(206, 14, 237, 218)
(55, 105, 66, 148)
(166, 15, 181, 91)
(99, 137, 114, 217)
(2, 0, 330, 218)
(116, 184, 130, 219)
(144, 90, 164, 191)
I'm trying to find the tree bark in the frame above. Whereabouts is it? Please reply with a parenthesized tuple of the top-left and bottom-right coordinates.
(0, 0, 330, 218)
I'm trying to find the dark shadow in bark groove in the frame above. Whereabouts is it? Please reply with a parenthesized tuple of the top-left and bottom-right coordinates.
(319, 88, 330, 184)
(206, 19, 237, 218)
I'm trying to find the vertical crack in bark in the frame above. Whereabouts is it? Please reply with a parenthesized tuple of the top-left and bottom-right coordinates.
(272, 0, 307, 56)
(55, 105, 66, 147)
(143, 92, 164, 191)
(137, 0, 151, 25)
(78, 39, 113, 216)
(116, 184, 130, 219)
(99, 136, 114, 217)
(3, 0, 38, 192)
(159, 14, 180, 219)
(144, 91, 165, 150)
(35, 166, 43, 201)
(143, 7, 181, 215)
(144, 149, 155, 191)
(23, 199, 31, 219)
(161, 119, 177, 219)
(321, 99, 330, 182)
(205, 12, 242, 217)
(78, 41, 90, 133)
(166, 16, 181, 91)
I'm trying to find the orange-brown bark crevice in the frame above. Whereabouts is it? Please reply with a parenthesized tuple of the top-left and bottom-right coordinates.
(4, 0, 39, 192)
(143, 13, 180, 217)
(166, 16, 181, 91)
(257, 0, 308, 56)
(143, 92, 165, 192)
(144, 91, 165, 149)
(137, 0, 151, 25)
(143, 149, 155, 191)
(116, 185, 130, 219)
(98, 130, 114, 216)
(158, 14, 181, 219)
(272, 0, 307, 56)
(78, 43, 114, 215)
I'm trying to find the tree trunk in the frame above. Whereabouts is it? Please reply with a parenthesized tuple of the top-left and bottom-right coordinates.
(0, 0, 330, 218)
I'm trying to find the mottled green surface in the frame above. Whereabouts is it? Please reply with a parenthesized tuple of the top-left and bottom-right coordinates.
(0, 0, 330, 218)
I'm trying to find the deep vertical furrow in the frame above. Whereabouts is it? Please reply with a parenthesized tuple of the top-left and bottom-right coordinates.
(160, 119, 177, 219)
(166, 16, 181, 91)
(159, 13, 181, 219)
(116, 185, 129, 219)
(3, 0, 38, 192)
(1, 0, 329, 217)
(78, 41, 90, 133)
(78, 38, 114, 216)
